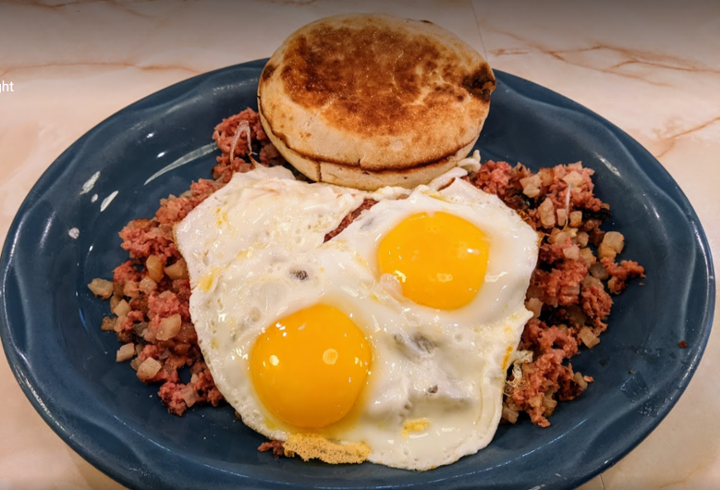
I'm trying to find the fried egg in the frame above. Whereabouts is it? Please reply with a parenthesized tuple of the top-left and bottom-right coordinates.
(174, 164, 539, 470)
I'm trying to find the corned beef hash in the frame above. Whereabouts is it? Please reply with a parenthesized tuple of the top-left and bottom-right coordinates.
(87, 14, 644, 471)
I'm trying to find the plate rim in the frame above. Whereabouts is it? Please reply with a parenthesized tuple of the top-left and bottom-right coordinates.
(0, 60, 715, 490)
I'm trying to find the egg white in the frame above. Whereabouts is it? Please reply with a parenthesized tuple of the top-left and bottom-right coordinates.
(174, 165, 539, 470)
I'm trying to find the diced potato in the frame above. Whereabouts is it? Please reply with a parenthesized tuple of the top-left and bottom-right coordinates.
(562, 170, 584, 187)
(502, 405, 519, 424)
(597, 244, 614, 260)
(548, 227, 562, 244)
(569, 211, 583, 227)
(525, 298, 543, 319)
(579, 247, 596, 267)
(130, 357, 141, 371)
(88, 278, 114, 299)
(112, 299, 130, 317)
(146, 255, 164, 282)
(538, 168, 554, 187)
(575, 231, 589, 248)
(137, 357, 162, 381)
(543, 391, 558, 416)
(538, 198, 556, 228)
(562, 246, 580, 261)
(123, 280, 139, 299)
(573, 372, 589, 390)
(143, 326, 157, 343)
(156, 314, 182, 341)
(110, 295, 121, 311)
(582, 274, 605, 290)
(598, 231, 625, 260)
(602, 231, 625, 254)
(556, 208, 567, 227)
(590, 262, 609, 280)
(520, 174, 541, 189)
(180, 385, 198, 408)
(520, 175, 542, 198)
(100, 316, 116, 332)
(116, 343, 135, 362)
(113, 314, 126, 333)
(139, 276, 157, 294)
(549, 228, 575, 245)
(523, 184, 540, 198)
(164, 259, 189, 280)
(579, 327, 600, 349)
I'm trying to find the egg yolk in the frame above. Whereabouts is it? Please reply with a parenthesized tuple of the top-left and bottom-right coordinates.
(250, 304, 371, 429)
(377, 212, 489, 309)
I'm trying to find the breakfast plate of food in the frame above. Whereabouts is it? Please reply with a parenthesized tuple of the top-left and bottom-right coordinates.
(0, 13, 714, 490)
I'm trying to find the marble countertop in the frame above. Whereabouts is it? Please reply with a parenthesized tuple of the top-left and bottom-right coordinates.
(0, 1, 718, 489)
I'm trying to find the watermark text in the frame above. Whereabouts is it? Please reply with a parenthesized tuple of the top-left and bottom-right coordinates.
(1, 80, 14, 93)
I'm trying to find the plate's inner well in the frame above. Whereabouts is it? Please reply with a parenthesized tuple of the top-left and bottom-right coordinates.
(0, 61, 713, 490)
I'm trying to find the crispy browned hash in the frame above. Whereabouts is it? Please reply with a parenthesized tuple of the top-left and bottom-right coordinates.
(88, 108, 644, 428)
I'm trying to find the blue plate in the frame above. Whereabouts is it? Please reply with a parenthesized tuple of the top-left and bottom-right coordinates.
(0, 60, 714, 490)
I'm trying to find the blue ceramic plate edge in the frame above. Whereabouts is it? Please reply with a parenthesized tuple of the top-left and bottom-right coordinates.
(0, 62, 714, 490)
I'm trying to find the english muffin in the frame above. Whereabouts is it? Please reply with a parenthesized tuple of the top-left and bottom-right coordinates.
(257, 13, 496, 190)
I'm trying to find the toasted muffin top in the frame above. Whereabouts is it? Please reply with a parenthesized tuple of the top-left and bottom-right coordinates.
(258, 13, 495, 177)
